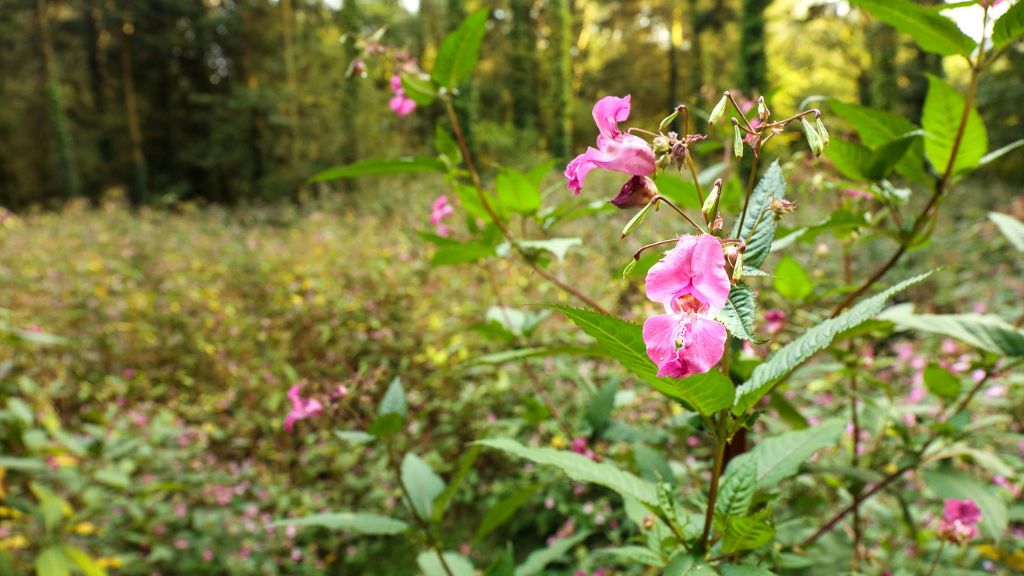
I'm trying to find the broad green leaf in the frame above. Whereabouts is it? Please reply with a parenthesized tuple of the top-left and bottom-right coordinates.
(924, 364, 962, 400)
(733, 272, 933, 414)
(61, 546, 107, 576)
(664, 553, 717, 576)
(989, 212, 1024, 251)
(730, 419, 845, 488)
(484, 547, 515, 576)
(418, 551, 475, 576)
(731, 161, 786, 268)
(517, 238, 581, 262)
(993, 0, 1024, 48)
(598, 546, 664, 567)
(721, 564, 779, 576)
(879, 308, 1024, 357)
(773, 256, 813, 301)
(431, 242, 497, 266)
(477, 438, 659, 505)
(866, 134, 920, 180)
(549, 305, 735, 415)
(378, 377, 406, 419)
(850, 0, 975, 56)
(273, 512, 409, 535)
(586, 381, 619, 433)
(454, 183, 493, 222)
(366, 413, 403, 437)
(432, 9, 489, 90)
(308, 157, 445, 182)
(35, 547, 70, 576)
(514, 531, 590, 576)
(475, 483, 542, 540)
(825, 138, 871, 182)
(923, 470, 1008, 541)
(433, 445, 481, 522)
(716, 456, 758, 520)
(922, 74, 988, 176)
(400, 72, 438, 105)
(829, 99, 928, 183)
(496, 169, 541, 214)
(717, 284, 759, 342)
(722, 509, 775, 553)
(402, 453, 446, 521)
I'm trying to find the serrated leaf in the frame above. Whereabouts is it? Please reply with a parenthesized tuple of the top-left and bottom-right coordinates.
(850, 0, 975, 56)
(989, 212, 1024, 251)
(514, 531, 590, 576)
(308, 157, 445, 182)
(402, 454, 446, 521)
(730, 419, 845, 489)
(924, 364, 962, 400)
(61, 546, 108, 576)
(879, 308, 1024, 357)
(731, 161, 786, 268)
(718, 284, 759, 342)
(923, 470, 1008, 541)
(549, 305, 734, 416)
(733, 272, 933, 414)
(418, 551, 475, 576)
(272, 511, 409, 534)
(993, 0, 1024, 48)
(477, 438, 659, 505)
(716, 456, 758, 520)
(922, 74, 988, 176)
(400, 72, 438, 105)
(432, 9, 489, 90)
(475, 484, 542, 540)
(722, 509, 775, 553)
(378, 377, 406, 419)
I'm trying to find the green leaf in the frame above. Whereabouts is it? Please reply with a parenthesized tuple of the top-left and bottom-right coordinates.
(400, 72, 438, 105)
(366, 413, 403, 437)
(308, 157, 445, 182)
(825, 138, 872, 182)
(722, 509, 775, 553)
(549, 305, 735, 416)
(716, 456, 758, 520)
(731, 161, 786, 268)
(517, 238, 581, 262)
(993, 0, 1024, 48)
(61, 546, 107, 576)
(402, 453, 446, 521)
(773, 256, 813, 301)
(433, 445, 480, 523)
(586, 381, 619, 433)
(879, 308, 1024, 357)
(850, 0, 975, 56)
(477, 438, 659, 505)
(514, 531, 590, 576)
(733, 272, 933, 414)
(432, 9, 489, 90)
(978, 139, 1024, 168)
(30, 482, 69, 534)
(866, 134, 920, 180)
(664, 554, 717, 576)
(923, 470, 1008, 541)
(273, 512, 409, 535)
(717, 284, 759, 342)
(721, 564, 779, 576)
(94, 467, 131, 490)
(35, 547, 70, 576)
(435, 124, 461, 164)
(475, 484, 543, 540)
(924, 364, 962, 400)
(334, 430, 375, 444)
(418, 551, 475, 576)
(829, 100, 928, 183)
(922, 74, 988, 176)
(431, 242, 497, 266)
(598, 546, 664, 567)
(989, 212, 1024, 251)
(378, 377, 406, 419)
(460, 346, 600, 367)
(484, 547, 515, 576)
(496, 168, 541, 214)
(730, 419, 845, 489)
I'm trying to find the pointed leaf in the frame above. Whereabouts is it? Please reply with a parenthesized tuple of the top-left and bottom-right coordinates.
(850, 0, 975, 56)
(514, 531, 590, 576)
(432, 9, 490, 90)
(993, 0, 1024, 48)
(717, 284, 759, 342)
(402, 454, 446, 521)
(922, 74, 987, 176)
(308, 157, 445, 182)
(716, 456, 758, 520)
(475, 483, 543, 540)
(730, 419, 845, 488)
(879, 309, 1024, 357)
(273, 512, 409, 535)
(989, 212, 1024, 251)
(400, 72, 438, 105)
(378, 377, 406, 419)
(418, 551, 475, 576)
(722, 510, 775, 553)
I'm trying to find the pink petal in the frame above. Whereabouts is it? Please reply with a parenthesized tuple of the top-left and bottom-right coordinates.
(591, 95, 632, 139)
(645, 236, 698, 305)
(390, 75, 403, 92)
(642, 313, 683, 376)
(682, 317, 728, 375)
(689, 235, 731, 313)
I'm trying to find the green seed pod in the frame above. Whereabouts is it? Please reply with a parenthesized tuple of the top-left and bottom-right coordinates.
(815, 116, 830, 146)
(733, 124, 744, 159)
(802, 117, 823, 157)
(707, 95, 728, 126)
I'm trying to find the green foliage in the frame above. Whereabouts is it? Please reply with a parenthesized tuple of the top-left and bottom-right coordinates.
(402, 454, 446, 520)
(35, 547, 70, 576)
(881, 307, 1024, 357)
(663, 554, 717, 576)
(418, 551, 476, 576)
(733, 272, 933, 414)
(923, 364, 962, 400)
(850, 0, 975, 56)
(722, 509, 775, 553)
(773, 256, 813, 301)
(828, 99, 928, 183)
(731, 161, 786, 268)
(432, 9, 490, 90)
(922, 74, 988, 176)
(513, 531, 590, 576)
(989, 212, 1024, 251)
(273, 512, 409, 535)
(715, 456, 758, 520)
(993, 1, 1024, 48)
(496, 168, 541, 214)
(717, 284, 759, 342)
(400, 73, 439, 106)
(309, 158, 447, 182)
(475, 484, 542, 540)
(730, 419, 846, 489)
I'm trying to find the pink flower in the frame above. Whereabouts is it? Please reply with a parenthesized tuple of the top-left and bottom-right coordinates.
(283, 385, 324, 432)
(430, 194, 455, 237)
(939, 498, 982, 544)
(642, 235, 731, 378)
(388, 75, 416, 117)
(565, 95, 656, 195)
(764, 309, 786, 335)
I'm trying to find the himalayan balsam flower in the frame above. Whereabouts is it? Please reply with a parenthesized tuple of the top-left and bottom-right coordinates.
(283, 385, 323, 432)
(565, 95, 656, 195)
(388, 75, 416, 117)
(430, 194, 455, 237)
(642, 234, 731, 377)
(939, 498, 982, 544)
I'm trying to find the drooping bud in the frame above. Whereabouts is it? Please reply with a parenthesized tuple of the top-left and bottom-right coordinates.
(732, 250, 744, 282)
(733, 123, 744, 159)
(345, 58, 367, 79)
(611, 175, 658, 209)
(815, 116, 830, 147)
(658, 108, 681, 133)
(702, 178, 723, 219)
(757, 97, 770, 121)
(621, 199, 656, 238)
(707, 95, 728, 126)
(801, 117, 824, 157)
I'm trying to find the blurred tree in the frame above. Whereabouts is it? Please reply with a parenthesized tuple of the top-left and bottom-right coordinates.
(119, 15, 149, 206)
(340, 0, 362, 169)
(35, 0, 80, 200)
(738, 0, 771, 94)
(509, 0, 538, 130)
(547, 0, 572, 160)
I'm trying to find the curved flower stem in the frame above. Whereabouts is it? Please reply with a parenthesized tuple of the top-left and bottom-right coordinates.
(651, 195, 707, 233)
(388, 445, 455, 576)
(632, 238, 681, 261)
(441, 96, 610, 315)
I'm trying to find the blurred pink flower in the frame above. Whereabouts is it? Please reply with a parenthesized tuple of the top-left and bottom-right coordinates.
(283, 385, 323, 432)
(388, 75, 416, 117)
(565, 95, 656, 195)
(642, 235, 731, 378)
(430, 194, 455, 237)
(939, 499, 982, 544)
(764, 309, 786, 335)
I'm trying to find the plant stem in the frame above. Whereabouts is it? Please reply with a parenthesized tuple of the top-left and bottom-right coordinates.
(736, 152, 761, 234)
(632, 238, 681, 261)
(388, 445, 455, 576)
(926, 540, 947, 576)
(700, 412, 728, 549)
(651, 195, 707, 233)
(684, 153, 705, 206)
(441, 97, 610, 314)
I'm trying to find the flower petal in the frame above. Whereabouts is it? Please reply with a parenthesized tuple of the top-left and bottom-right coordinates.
(591, 95, 632, 139)
(645, 236, 698, 305)
(689, 235, 731, 313)
(642, 313, 684, 377)
(680, 317, 728, 375)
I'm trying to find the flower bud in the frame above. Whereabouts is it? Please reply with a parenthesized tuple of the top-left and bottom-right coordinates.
(733, 124, 744, 159)
(723, 242, 745, 283)
(621, 199, 655, 238)
(770, 198, 797, 216)
(757, 97, 770, 121)
(652, 135, 672, 154)
(815, 116, 830, 146)
(707, 95, 728, 126)
(611, 175, 658, 210)
(801, 117, 823, 157)
(702, 178, 722, 219)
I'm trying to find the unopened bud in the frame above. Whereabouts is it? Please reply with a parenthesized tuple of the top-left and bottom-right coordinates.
(702, 178, 722, 218)
(708, 95, 728, 126)
(815, 116, 829, 146)
(732, 251, 744, 282)
(642, 515, 656, 531)
(723, 242, 746, 282)
(652, 135, 672, 154)
(611, 175, 658, 210)
(346, 58, 367, 78)
(621, 199, 655, 238)
(622, 258, 638, 278)
(757, 97, 769, 121)
(658, 109, 680, 133)
(770, 198, 797, 216)
(802, 117, 824, 157)
(711, 214, 724, 232)
(733, 124, 744, 159)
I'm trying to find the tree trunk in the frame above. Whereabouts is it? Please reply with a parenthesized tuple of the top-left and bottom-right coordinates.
(738, 0, 771, 94)
(120, 24, 149, 206)
(282, 0, 300, 171)
(509, 0, 538, 130)
(35, 0, 80, 200)
(548, 0, 572, 160)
